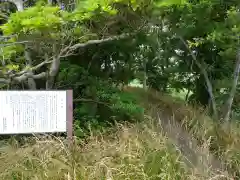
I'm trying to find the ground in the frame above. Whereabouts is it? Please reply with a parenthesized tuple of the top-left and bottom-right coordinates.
(0, 87, 238, 180)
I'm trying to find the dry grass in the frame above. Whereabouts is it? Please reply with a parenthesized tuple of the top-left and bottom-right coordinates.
(124, 87, 239, 179)
(0, 120, 231, 180)
(153, 92, 240, 179)
(0, 87, 238, 180)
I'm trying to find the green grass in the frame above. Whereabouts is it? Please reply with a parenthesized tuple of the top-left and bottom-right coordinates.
(128, 79, 192, 101)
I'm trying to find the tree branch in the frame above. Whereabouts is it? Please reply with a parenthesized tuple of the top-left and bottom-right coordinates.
(60, 33, 134, 57)
(1, 33, 134, 88)
(0, 72, 47, 85)
(13, 72, 46, 82)
(178, 36, 218, 119)
(0, 35, 17, 40)
(0, 78, 10, 84)
(46, 43, 60, 89)
(72, 33, 133, 49)
(222, 49, 240, 122)
(24, 46, 36, 89)
(0, 41, 31, 47)
(11, 60, 53, 78)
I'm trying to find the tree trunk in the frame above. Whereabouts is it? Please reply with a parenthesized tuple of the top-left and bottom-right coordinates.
(24, 46, 36, 90)
(201, 66, 218, 119)
(46, 44, 60, 89)
(179, 36, 218, 119)
(222, 49, 240, 122)
(143, 59, 147, 91)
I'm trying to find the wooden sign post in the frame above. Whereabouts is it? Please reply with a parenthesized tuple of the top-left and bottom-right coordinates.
(66, 90, 73, 141)
(0, 90, 73, 140)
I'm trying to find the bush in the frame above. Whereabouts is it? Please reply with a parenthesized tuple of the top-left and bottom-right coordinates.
(57, 63, 144, 138)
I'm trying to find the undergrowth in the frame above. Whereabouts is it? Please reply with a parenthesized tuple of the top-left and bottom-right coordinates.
(0, 121, 203, 180)
(0, 87, 239, 180)
(57, 64, 144, 138)
(125, 87, 240, 179)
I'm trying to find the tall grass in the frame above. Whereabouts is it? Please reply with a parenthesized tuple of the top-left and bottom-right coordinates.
(0, 87, 237, 180)
(133, 87, 239, 179)
(0, 119, 228, 180)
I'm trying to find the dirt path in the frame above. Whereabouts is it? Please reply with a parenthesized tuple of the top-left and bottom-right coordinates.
(123, 87, 232, 179)
(151, 107, 225, 177)
(143, 94, 231, 179)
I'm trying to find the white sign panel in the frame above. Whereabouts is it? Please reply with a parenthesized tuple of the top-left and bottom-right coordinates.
(0, 91, 67, 134)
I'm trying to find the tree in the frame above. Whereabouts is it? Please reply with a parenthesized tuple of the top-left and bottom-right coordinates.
(144, 0, 240, 121)
(5, 0, 240, 127)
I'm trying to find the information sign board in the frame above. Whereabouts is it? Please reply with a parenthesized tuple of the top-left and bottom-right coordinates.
(0, 90, 73, 137)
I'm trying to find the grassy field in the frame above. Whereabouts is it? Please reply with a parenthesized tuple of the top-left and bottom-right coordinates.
(0, 120, 229, 180)
(0, 87, 239, 180)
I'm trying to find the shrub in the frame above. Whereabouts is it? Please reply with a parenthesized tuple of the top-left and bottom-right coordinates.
(57, 63, 144, 138)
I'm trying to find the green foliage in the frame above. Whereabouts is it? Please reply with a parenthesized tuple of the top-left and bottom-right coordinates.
(73, 82, 144, 137)
(1, 5, 65, 35)
(57, 63, 144, 137)
(3, 0, 240, 178)
(1, 0, 240, 139)
(140, 0, 240, 114)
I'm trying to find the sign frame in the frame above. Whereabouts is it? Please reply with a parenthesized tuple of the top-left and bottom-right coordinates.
(0, 90, 73, 140)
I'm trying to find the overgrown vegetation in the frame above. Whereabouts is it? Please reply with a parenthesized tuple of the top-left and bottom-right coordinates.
(2, 0, 240, 124)
(0, 119, 231, 180)
(2, 0, 240, 179)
